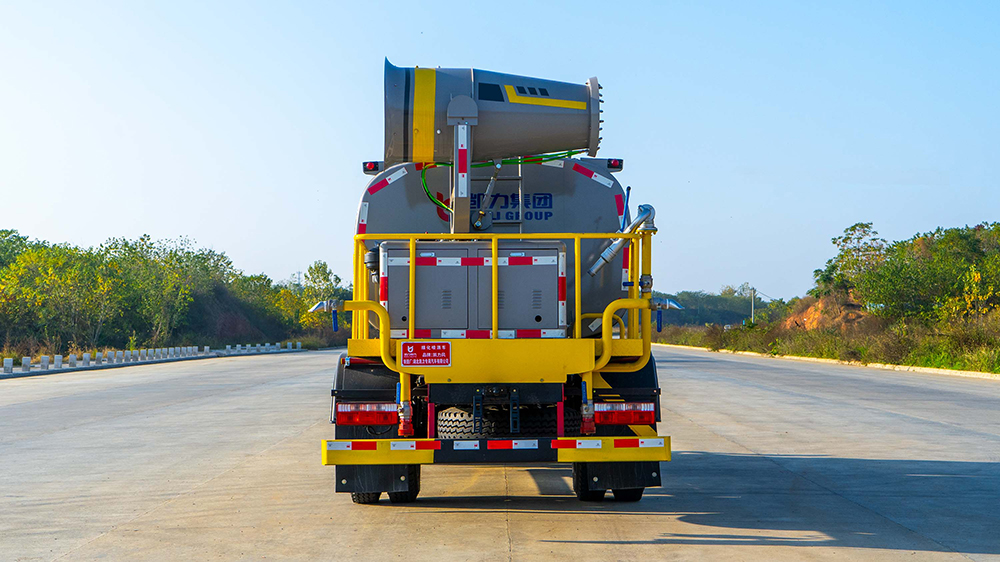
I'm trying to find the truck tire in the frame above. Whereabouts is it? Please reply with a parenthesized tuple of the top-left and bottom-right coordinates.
(436, 406, 581, 438)
(612, 488, 644, 502)
(351, 492, 382, 504)
(571, 462, 605, 502)
(387, 465, 421, 503)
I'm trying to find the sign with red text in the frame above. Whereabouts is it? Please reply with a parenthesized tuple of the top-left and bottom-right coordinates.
(400, 342, 451, 367)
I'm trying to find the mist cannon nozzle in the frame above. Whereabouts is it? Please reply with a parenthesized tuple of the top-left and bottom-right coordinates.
(384, 60, 601, 166)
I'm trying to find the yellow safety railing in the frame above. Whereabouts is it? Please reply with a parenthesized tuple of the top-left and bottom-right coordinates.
(349, 230, 655, 390)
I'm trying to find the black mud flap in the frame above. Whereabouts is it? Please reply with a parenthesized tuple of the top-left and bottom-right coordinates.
(576, 461, 662, 491)
(336, 464, 419, 494)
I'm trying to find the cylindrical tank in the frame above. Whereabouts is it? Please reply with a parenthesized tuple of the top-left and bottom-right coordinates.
(384, 60, 601, 166)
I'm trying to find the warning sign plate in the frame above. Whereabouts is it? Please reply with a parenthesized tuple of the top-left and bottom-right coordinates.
(400, 342, 451, 367)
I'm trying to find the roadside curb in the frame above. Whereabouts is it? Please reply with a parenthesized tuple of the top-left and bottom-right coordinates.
(653, 343, 1000, 382)
(0, 349, 309, 381)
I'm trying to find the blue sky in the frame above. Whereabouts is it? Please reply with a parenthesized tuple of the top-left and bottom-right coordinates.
(1, 1, 997, 299)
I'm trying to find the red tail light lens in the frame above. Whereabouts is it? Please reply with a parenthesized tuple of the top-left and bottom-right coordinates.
(336, 402, 398, 425)
(594, 402, 655, 425)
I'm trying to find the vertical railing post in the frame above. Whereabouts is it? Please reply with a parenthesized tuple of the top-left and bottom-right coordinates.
(574, 236, 582, 339)
(408, 236, 416, 338)
(491, 236, 499, 339)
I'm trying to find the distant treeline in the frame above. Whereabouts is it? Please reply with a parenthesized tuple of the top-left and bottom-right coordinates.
(654, 284, 769, 327)
(0, 230, 349, 358)
(657, 222, 1000, 374)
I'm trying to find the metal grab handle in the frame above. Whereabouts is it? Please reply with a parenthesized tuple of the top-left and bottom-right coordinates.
(588, 204, 656, 276)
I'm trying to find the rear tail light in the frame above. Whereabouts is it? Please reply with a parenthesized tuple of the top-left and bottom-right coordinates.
(594, 402, 655, 425)
(335, 402, 398, 425)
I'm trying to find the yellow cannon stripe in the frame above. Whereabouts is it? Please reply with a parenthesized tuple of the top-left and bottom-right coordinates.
(504, 85, 587, 110)
(412, 68, 437, 161)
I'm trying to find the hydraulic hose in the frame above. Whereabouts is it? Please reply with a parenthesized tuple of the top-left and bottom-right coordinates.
(588, 204, 656, 277)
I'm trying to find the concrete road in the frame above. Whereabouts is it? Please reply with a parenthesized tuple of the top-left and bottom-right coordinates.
(1, 347, 998, 561)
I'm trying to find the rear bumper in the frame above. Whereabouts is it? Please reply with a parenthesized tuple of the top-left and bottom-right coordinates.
(321, 436, 670, 465)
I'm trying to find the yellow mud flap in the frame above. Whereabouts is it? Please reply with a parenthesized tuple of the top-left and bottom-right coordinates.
(322, 436, 670, 465)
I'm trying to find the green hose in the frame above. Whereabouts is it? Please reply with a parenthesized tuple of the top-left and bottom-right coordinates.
(421, 165, 453, 213)
(420, 150, 587, 214)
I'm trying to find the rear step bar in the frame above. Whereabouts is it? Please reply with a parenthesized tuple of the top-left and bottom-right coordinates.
(322, 436, 670, 465)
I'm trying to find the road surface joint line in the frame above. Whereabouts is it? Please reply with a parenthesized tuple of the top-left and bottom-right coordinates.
(654, 352, 971, 558)
(654, 343, 1000, 382)
(652, 347, 1000, 442)
(2, 366, 328, 447)
(50, 417, 326, 561)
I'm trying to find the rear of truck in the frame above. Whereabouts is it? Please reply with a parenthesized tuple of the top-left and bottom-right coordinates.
(319, 61, 670, 503)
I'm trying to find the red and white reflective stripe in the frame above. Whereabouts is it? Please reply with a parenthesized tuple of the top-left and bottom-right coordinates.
(387, 256, 558, 267)
(326, 441, 378, 451)
(390, 329, 432, 339)
(551, 439, 603, 449)
(621, 245, 630, 291)
(379, 249, 389, 308)
(456, 125, 469, 197)
(540, 159, 564, 168)
(614, 193, 625, 227)
(389, 440, 442, 451)
(558, 251, 567, 327)
(367, 167, 408, 195)
(486, 439, 538, 450)
(453, 440, 480, 450)
(357, 202, 369, 234)
(439, 329, 492, 339)
(572, 162, 614, 188)
(612, 438, 666, 449)
(497, 329, 566, 339)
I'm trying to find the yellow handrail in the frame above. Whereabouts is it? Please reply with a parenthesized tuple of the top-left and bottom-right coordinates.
(594, 299, 649, 371)
(343, 301, 396, 371)
(577, 312, 626, 339)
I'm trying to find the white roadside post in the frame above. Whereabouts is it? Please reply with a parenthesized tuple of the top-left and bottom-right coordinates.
(69, 354, 77, 367)
(22, 357, 31, 372)
(40, 356, 50, 370)
(116, 351, 124, 363)
(83, 353, 91, 367)
(287, 342, 292, 350)
(3, 358, 12, 374)
(95, 352, 103, 365)
(226, 345, 231, 355)
(204, 346, 210, 355)
(54, 355, 63, 369)
(296, 342, 302, 350)
(124, 350, 132, 362)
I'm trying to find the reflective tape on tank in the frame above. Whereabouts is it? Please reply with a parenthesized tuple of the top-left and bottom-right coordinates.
(621, 246, 630, 291)
(357, 202, 369, 234)
(572, 162, 614, 188)
(614, 193, 625, 226)
(457, 125, 469, 197)
(367, 167, 408, 195)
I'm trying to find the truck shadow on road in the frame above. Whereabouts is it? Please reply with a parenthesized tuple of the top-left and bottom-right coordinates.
(404, 451, 1000, 556)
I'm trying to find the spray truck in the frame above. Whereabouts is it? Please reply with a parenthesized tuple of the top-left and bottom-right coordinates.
(314, 60, 671, 503)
